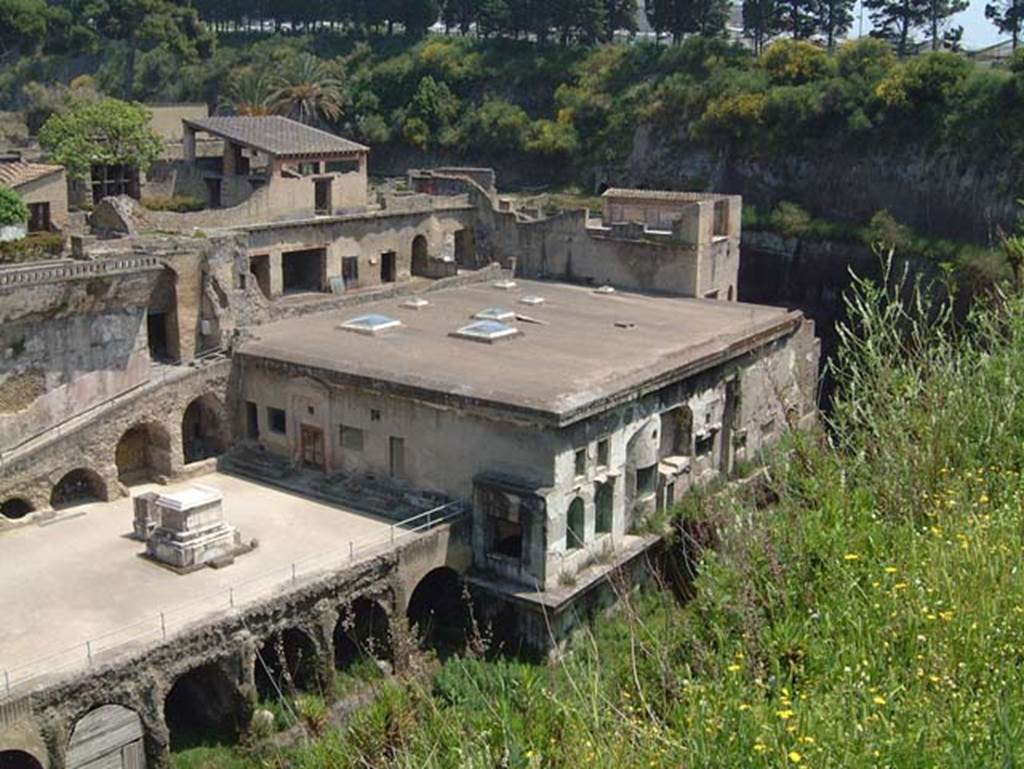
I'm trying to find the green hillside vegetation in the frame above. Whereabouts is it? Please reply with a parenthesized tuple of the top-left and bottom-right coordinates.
(7, 32, 1024, 186)
(170, 263, 1024, 768)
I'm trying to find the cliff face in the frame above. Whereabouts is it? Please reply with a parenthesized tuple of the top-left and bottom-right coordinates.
(619, 126, 1020, 242)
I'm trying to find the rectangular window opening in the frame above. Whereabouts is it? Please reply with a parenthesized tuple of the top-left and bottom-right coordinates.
(597, 438, 610, 468)
(574, 448, 587, 478)
(636, 464, 657, 496)
(246, 401, 260, 440)
(489, 517, 523, 560)
(267, 406, 287, 435)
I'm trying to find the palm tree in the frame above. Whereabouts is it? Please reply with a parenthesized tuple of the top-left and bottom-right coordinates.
(271, 54, 345, 126)
(219, 70, 276, 116)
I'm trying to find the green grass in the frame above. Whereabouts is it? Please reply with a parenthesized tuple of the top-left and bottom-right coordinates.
(174, 265, 1024, 767)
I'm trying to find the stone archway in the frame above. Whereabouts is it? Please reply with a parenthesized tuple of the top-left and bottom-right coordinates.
(0, 498, 34, 520)
(0, 751, 44, 769)
(254, 628, 322, 700)
(411, 235, 429, 277)
(334, 597, 392, 670)
(181, 395, 227, 465)
(164, 663, 244, 751)
(115, 423, 173, 484)
(406, 567, 471, 658)
(67, 704, 145, 769)
(50, 469, 107, 510)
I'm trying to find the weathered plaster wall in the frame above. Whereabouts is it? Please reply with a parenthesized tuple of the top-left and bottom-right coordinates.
(0, 264, 163, 454)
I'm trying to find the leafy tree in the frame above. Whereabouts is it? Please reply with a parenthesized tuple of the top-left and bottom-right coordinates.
(0, 0, 47, 60)
(0, 186, 28, 227)
(38, 97, 163, 180)
(552, 0, 606, 43)
(986, 0, 1023, 49)
(743, 0, 783, 53)
(271, 54, 345, 125)
(814, 0, 856, 48)
(401, 0, 441, 36)
(761, 38, 829, 84)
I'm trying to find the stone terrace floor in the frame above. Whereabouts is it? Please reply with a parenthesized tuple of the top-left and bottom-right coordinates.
(0, 471, 396, 694)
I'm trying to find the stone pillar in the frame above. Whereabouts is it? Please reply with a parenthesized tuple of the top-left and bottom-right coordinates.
(223, 142, 237, 177)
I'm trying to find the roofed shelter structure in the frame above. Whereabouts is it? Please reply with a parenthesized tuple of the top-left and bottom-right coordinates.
(178, 116, 369, 220)
(0, 161, 68, 232)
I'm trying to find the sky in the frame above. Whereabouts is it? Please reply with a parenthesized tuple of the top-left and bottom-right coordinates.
(850, 0, 1005, 49)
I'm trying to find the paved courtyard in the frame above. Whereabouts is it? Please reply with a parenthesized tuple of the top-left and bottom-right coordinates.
(0, 471, 395, 689)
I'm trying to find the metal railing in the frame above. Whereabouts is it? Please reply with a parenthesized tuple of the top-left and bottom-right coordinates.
(0, 500, 466, 702)
(0, 255, 162, 288)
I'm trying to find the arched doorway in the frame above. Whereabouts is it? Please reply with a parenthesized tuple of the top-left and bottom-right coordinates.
(0, 751, 43, 769)
(181, 395, 226, 465)
(115, 423, 172, 484)
(67, 704, 144, 769)
(566, 497, 585, 549)
(51, 469, 106, 510)
(406, 567, 471, 659)
(255, 628, 322, 700)
(0, 498, 34, 520)
(411, 235, 429, 277)
(334, 597, 392, 670)
(165, 663, 243, 751)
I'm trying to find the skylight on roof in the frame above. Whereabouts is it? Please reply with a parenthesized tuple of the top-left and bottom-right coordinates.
(594, 285, 616, 295)
(450, 320, 521, 344)
(519, 295, 545, 306)
(339, 314, 402, 335)
(400, 297, 430, 310)
(473, 307, 515, 321)
(492, 280, 518, 290)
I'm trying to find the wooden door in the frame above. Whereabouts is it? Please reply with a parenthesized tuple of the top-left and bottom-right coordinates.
(301, 425, 325, 470)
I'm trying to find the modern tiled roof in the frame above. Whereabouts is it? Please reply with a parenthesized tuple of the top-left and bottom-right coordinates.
(0, 161, 64, 189)
(183, 116, 368, 158)
(602, 188, 734, 203)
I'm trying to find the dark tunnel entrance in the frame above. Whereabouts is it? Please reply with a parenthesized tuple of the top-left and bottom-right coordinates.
(165, 663, 243, 751)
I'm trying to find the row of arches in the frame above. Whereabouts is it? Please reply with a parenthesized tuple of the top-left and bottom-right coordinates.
(0, 569, 474, 765)
(0, 395, 228, 522)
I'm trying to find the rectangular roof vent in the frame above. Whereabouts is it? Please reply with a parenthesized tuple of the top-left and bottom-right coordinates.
(339, 314, 402, 335)
(519, 295, 545, 306)
(450, 320, 521, 344)
(594, 285, 616, 295)
(473, 307, 515, 321)
(492, 280, 518, 290)
(400, 297, 430, 310)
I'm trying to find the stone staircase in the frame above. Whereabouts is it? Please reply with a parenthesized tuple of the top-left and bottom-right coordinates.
(221, 446, 445, 522)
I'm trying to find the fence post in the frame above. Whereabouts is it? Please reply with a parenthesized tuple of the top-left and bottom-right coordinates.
(229, 587, 234, 608)
(4, 671, 9, 697)
(291, 563, 296, 584)
(390, 525, 395, 544)
(86, 641, 92, 666)
(160, 612, 166, 640)
(349, 541, 354, 561)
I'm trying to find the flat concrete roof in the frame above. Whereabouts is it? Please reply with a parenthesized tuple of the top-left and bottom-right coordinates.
(238, 279, 803, 426)
(0, 472, 395, 688)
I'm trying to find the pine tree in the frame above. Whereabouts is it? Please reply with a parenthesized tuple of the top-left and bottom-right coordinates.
(776, 0, 817, 38)
(605, 0, 639, 40)
(863, 0, 929, 55)
(743, 0, 783, 52)
(986, 0, 1024, 49)
(814, 0, 855, 48)
(924, 0, 967, 50)
(647, 0, 729, 43)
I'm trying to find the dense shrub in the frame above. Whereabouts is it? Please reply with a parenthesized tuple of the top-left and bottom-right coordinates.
(0, 185, 28, 226)
(0, 230, 64, 262)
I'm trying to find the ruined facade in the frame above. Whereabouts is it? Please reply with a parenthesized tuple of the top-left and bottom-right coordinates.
(0, 117, 820, 769)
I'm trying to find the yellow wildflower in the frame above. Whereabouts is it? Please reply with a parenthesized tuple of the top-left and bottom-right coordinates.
(776, 709, 795, 720)
(789, 750, 803, 763)
(843, 553, 860, 561)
